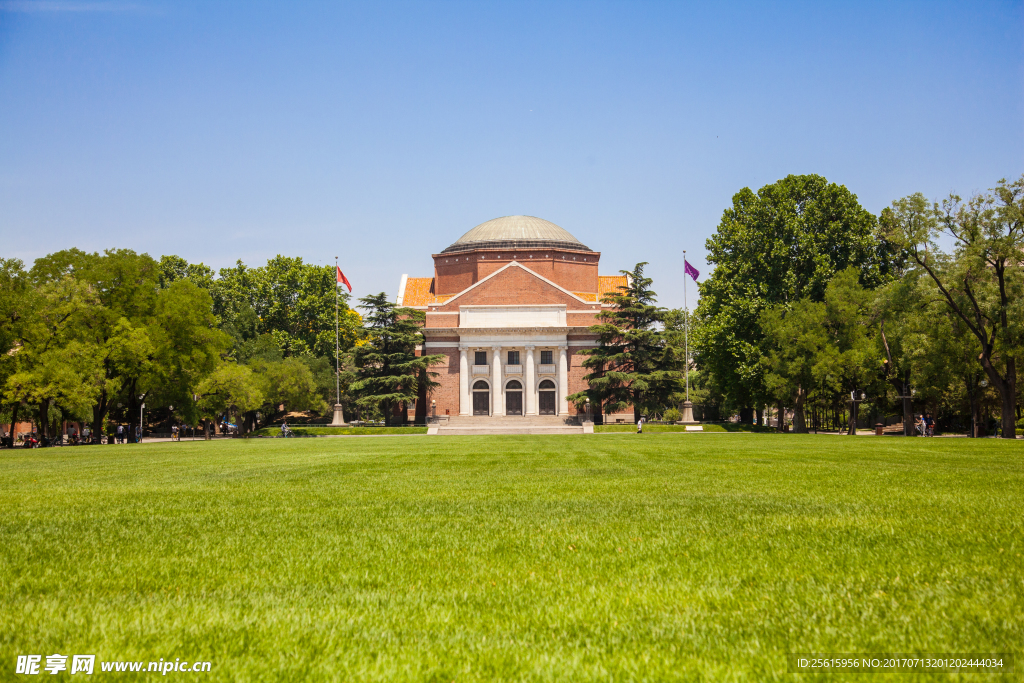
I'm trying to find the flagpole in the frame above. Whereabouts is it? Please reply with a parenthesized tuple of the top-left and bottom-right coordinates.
(335, 256, 340, 407)
(684, 250, 689, 403)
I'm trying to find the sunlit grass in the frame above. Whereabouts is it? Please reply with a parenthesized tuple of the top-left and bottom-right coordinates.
(1, 435, 1021, 681)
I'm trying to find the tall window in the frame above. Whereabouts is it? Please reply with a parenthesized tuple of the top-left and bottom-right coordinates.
(475, 351, 487, 365)
(507, 350, 520, 365)
(541, 350, 553, 365)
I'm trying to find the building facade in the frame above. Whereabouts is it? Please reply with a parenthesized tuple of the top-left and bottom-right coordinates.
(397, 215, 626, 419)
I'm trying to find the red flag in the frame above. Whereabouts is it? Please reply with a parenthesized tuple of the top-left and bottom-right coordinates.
(336, 265, 352, 293)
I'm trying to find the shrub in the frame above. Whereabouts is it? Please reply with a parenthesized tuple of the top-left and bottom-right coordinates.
(663, 408, 681, 423)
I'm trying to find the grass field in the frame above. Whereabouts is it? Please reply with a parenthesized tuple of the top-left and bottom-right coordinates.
(251, 426, 429, 436)
(1, 435, 1021, 681)
(595, 423, 773, 433)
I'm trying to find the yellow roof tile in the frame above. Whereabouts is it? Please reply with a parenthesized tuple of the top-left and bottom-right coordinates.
(402, 277, 436, 307)
(598, 275, 628, 301)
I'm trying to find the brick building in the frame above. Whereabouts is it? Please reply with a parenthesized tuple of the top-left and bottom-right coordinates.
(397, 215, 627, 420)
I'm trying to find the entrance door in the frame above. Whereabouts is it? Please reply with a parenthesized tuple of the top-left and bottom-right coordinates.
(538, 379, 556, 415)
(506, 380, 523, 416)
(472, 380, 490, 415)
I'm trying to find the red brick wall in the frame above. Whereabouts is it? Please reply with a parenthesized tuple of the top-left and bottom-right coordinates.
(426, 347, 461, 416)
(567, 312, 601, 327)
(433, 249, 600, 295)
(433, 266, 602, 312)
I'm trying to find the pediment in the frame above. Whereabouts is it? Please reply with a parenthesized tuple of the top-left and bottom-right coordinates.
(430, 261, 593, 311)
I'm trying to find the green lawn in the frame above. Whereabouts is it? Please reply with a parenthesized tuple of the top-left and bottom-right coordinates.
(595, 422, 774, 433)
(1, 435, 1021, 681)
(251, 425, 428, 436)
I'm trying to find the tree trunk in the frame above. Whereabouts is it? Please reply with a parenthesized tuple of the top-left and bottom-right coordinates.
(755, 408, 763, 427)
(8, 402, 20, 444)
(775, 402, 785, 432)
(415, 367, 428, 425)
(847, 400, 858, 435)
(793, 388, 807, 433)
(978, 357, 1017, 438)
(91, 389, 108, 444)
(999, 386, 1017, 439)
(739, 407, 754, 424)
(39, 400, 50, 440)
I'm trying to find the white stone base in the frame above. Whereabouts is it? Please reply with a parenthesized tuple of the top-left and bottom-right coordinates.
(329, 404, 348, 427)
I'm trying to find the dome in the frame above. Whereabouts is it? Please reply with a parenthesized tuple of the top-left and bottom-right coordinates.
(441, 215, 592, 254)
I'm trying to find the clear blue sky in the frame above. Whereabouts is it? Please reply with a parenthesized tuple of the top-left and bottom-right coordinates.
(1, 0, 1021, 309)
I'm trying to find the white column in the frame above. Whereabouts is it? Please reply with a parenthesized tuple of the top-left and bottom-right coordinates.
(459, 347, 470, 415)
(525, 345, 537, 415)
(491, 345, 503, 416)
(557, 345, 569, 415)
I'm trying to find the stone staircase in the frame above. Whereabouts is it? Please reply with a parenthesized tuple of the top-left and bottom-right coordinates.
(433, 415, 584, 435)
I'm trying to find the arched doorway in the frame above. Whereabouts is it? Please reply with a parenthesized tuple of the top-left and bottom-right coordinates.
(506, 380, 523, 416)
(539, 379, 557, 415)
(473, 380, 490, 415)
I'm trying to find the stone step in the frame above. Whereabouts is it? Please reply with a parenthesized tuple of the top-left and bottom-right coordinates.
(443, 416, 577, 426)
(434, 415, 584, 435)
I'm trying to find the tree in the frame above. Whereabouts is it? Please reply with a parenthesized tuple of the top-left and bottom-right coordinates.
(0, 259, 30, 438)
(568, 263, 684, 422)
(213, 256, 361, 359)
(873, 273, 923, 436)
(3, 276, 104, 438)
(350, 293, 445, 426)
(30, 249, 160, 442)
(760, 298, 828, 433)
(145, 280, 232, 427)
(695, 175, 894, 420)
(158, 255, 214, 290)
(881, 177, 1023, 438)
(811, 269, 883, 434)
(195, 363, 263, 439)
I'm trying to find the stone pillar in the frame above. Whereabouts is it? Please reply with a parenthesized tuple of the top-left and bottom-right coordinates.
(491, 345, 503, 416)
(329, 403, 348, 426)
(525, 345, 537, 415)
(557, 345, 569, 415)
(459, 347, 469, 416)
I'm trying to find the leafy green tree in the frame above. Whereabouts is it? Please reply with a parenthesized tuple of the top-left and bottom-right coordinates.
(195, 363, 264, 438)
(0, 258, 30, 436)
(695, 175, 895, 419)
(760, 298, 828, 432)
(881, 177, 1023, 438)
(3, 276, 104, 438)
(811, 269, 884, 434)
(27, 249, 230, 441)
(158, 255, 214, 290)
(213, 256, 361, 359)
(350, 293, 445, 426)
(568, 263, 684, 422)
(29, 249, 160, 441)
(873, 272, 926, 435)
(759, 269, 883, 434)
(145, 280, 233, 426)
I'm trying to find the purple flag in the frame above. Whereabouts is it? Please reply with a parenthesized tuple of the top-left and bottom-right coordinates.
(684, 259, 700, 282)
